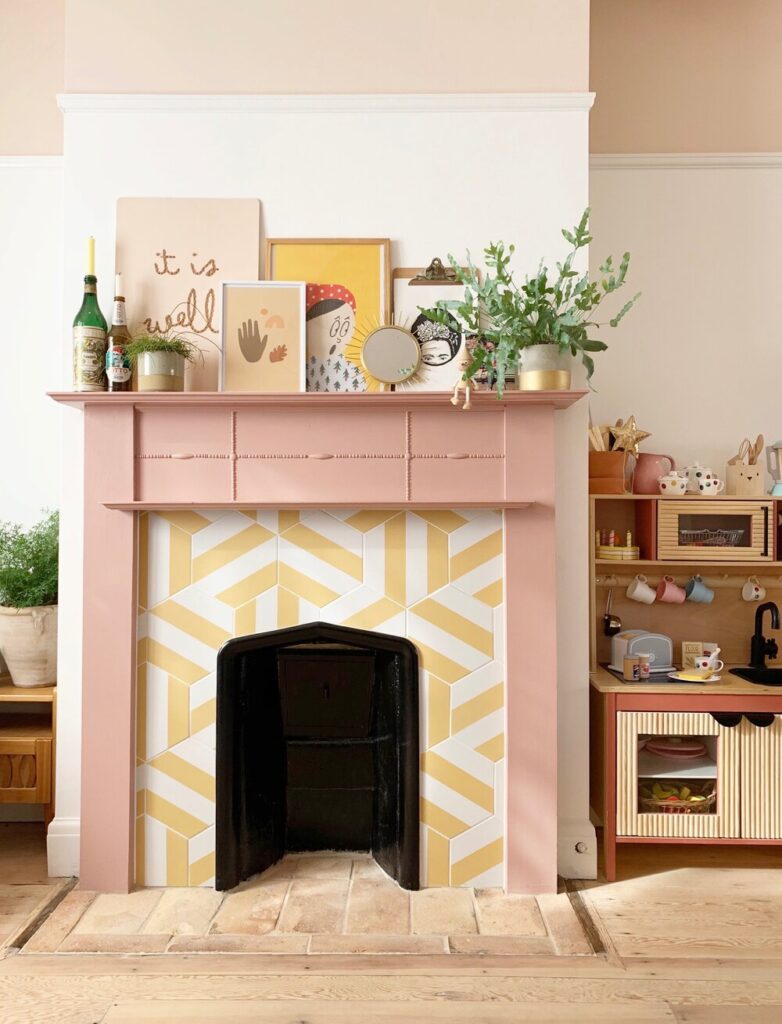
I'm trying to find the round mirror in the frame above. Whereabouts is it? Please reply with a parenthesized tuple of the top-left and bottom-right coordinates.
(360, 326, 421, 384)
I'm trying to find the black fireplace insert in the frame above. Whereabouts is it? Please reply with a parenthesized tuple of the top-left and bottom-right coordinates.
(215, 621, 420, 891)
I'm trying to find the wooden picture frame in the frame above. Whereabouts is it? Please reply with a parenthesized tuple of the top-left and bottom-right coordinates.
(221, 281, 306, 392)
(266, 239, 391, 392)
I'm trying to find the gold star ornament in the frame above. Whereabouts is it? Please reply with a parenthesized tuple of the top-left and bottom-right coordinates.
(610, 416, 651, 456)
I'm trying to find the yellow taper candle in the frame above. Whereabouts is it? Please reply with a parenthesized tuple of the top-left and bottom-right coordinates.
(87, 235, 95, 276)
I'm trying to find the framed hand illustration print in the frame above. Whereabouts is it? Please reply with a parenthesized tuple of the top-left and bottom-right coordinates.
(267, 238, 390, 393)
(221, 281, 306, 392)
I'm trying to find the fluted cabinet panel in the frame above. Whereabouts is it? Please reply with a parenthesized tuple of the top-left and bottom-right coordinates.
(616, 711, 740, 839)
(740, 715, 782, 839)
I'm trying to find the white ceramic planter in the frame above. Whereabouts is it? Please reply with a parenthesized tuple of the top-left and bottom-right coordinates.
(516, 344, 572, 391)
(136, 351, 186, 392)
(0, 604, 58, 687)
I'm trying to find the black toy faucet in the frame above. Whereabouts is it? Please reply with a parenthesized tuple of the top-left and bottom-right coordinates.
(750, 601, 780, 670)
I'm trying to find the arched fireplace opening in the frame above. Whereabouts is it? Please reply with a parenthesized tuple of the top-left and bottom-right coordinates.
(216, 621, 419, 891)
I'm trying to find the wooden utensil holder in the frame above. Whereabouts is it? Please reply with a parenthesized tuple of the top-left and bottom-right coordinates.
(589, 450, 633, 495)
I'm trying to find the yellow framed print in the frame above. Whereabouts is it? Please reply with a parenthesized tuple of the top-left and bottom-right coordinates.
(266, 238, 391, 393)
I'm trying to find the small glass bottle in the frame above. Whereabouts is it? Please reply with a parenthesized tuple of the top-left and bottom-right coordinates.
(73, 237, 108, 392)
(106, 274, 132, 392)
(637, 653, 652, 681)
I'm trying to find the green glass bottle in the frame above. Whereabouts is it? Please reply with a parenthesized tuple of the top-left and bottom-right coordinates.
(73, 236, 108, 392)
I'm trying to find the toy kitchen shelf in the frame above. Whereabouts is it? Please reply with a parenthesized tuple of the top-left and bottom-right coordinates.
(590, 493, 782, 672)
(589, 493, 782, 879)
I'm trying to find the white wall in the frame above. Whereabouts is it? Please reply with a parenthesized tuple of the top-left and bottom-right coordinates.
(0, 157, 63, 817)
(51, 92, 596, 881)
(589, 155, 782, 474)
(0, 158, 63, 526)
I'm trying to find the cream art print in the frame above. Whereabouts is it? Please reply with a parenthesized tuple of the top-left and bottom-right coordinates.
(116, 198, 261, 390)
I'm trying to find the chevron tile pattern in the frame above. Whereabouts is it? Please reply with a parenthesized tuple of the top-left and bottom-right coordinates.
(136, 509, 505, 889)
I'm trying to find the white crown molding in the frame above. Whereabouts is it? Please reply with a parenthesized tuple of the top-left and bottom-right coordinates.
(57, 92, 595, 115)
(0, 155, 63, 168)
(591, 152, 782, 170)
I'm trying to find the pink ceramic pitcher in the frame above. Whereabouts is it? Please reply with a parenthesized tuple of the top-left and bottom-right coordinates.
(633, 452, 677, 494)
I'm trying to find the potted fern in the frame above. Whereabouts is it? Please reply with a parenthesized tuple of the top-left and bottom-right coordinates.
(424, 209, 639, 395)
(126, 333, 200, 392)
(0, 511, 59, 688)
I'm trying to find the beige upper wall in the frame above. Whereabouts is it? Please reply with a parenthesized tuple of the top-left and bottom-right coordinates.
(0, 0, 64, 154)
(591, 0, 782, 153)
(64, 0, 588, 93)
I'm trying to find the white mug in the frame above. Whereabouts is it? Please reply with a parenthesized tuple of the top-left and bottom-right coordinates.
(742, 576, 767, 602)
(627, 574, 656, 604)
(699, 645, 721, 666)
(693, 656, 725, 673)
(697, 477, 725, 495)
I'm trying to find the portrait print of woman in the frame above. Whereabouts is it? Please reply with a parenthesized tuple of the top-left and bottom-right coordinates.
(392, 272, 469, 391)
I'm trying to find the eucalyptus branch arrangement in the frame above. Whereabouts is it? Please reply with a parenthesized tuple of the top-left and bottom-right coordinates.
(0, 511, 59, 609)
(423, 209, 639, 396)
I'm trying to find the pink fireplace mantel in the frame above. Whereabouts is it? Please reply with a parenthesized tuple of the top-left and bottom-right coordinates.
(51, 389, 585, 893)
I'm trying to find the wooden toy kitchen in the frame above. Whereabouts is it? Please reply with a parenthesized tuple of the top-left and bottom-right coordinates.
(588, 431, 782, 879)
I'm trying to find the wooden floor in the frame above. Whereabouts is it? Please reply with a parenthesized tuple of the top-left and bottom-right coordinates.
(0, 824, 69, 955)
(0, 827, 780, 1023)
(20, 851, 591, 957)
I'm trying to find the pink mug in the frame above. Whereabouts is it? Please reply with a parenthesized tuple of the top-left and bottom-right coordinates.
(656, 575, 686, 603)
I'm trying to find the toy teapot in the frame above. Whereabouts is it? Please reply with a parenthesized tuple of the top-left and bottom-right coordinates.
(683, 462, 716, 493)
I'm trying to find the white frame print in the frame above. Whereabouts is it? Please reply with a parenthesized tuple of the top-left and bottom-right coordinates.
(221, 281, 307, 392)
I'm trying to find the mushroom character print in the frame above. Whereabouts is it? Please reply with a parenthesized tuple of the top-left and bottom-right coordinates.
(305, 283, 368, 392)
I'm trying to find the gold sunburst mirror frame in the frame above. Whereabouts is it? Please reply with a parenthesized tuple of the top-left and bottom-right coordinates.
(345, 316, 426, 391)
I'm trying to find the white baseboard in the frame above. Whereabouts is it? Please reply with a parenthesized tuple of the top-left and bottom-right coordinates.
(47, 816, 80, 877)
(557, 818, 597, 880)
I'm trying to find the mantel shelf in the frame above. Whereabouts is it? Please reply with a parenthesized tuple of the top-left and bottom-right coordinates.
(49, 389, 586, 411)
(103, 500, 535, 511)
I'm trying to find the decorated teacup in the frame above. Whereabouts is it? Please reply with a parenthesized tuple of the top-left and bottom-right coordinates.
(658, 473, 687, 495)
(697, 477, 725, 496)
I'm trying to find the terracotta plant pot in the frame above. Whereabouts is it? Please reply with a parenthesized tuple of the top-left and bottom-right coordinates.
(135, 351, 185, 392)
(0, 605, 58, 687)
(516, 344, 572, 391)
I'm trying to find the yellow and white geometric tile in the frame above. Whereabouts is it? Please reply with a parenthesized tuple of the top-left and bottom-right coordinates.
(136, 508, 505, 888)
